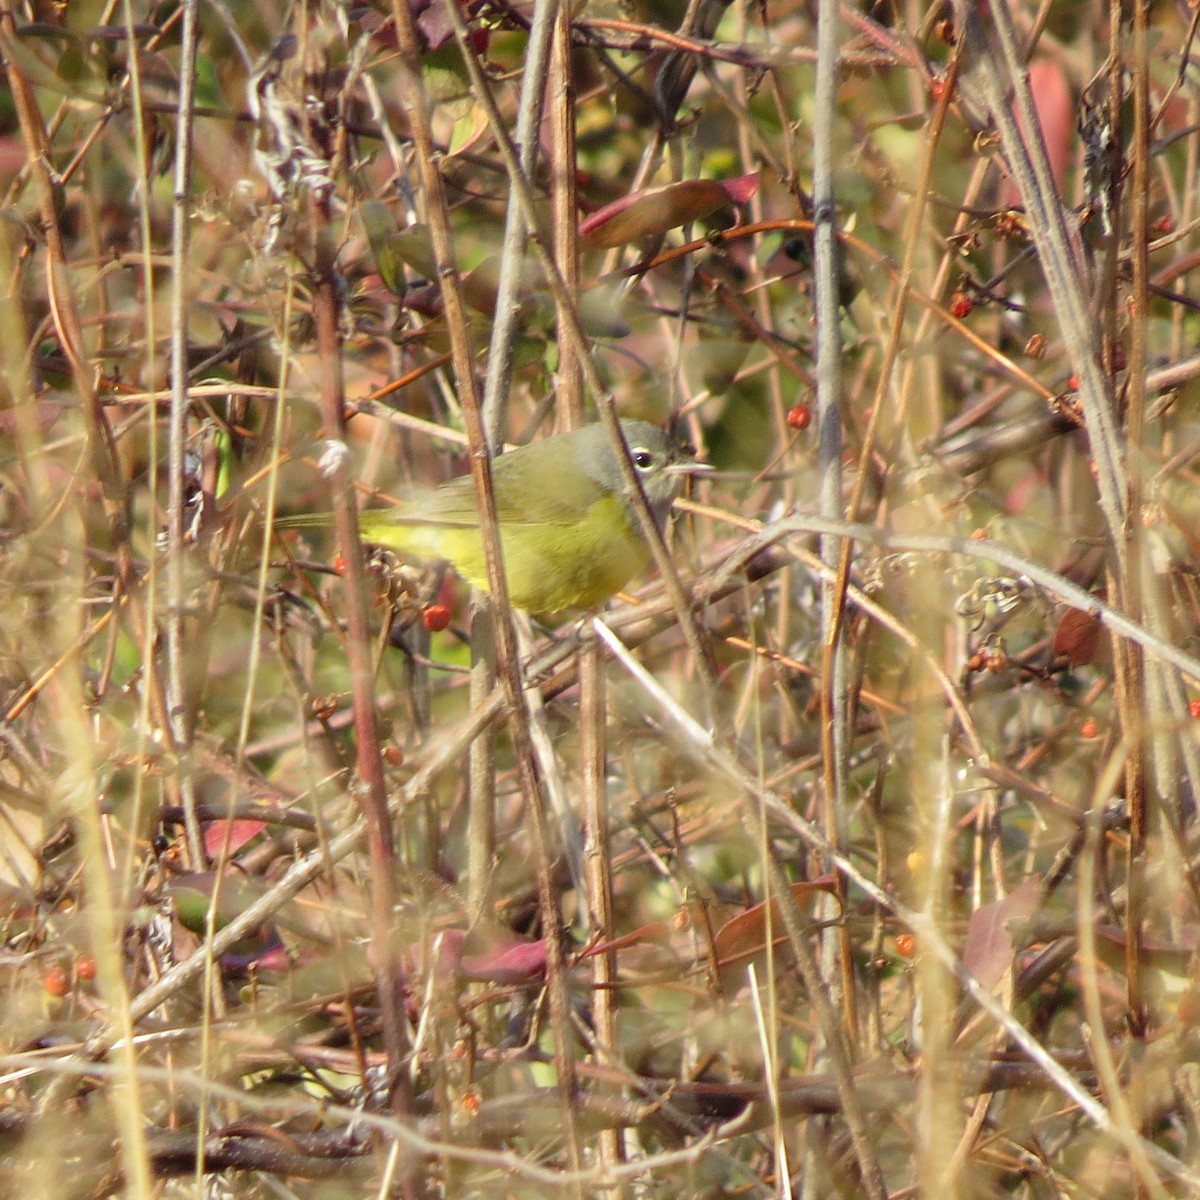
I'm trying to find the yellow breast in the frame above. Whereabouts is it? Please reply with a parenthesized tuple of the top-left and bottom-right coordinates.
(363, 494, 648, 614)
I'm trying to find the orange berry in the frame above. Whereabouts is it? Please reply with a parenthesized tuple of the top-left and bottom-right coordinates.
(75, 956, 96, 982)
(1080, 717, 1100, 739)
(895, 933, 917, 958)
(44, 966, 71, 997)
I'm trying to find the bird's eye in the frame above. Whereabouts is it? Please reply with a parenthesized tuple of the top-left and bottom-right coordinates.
(632, 449, 654, 469)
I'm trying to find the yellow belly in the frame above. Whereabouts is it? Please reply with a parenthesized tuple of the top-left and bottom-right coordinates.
(360, 495, 650, 614)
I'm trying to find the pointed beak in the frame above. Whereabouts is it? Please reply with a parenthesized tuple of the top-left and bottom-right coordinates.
(664, 460, 714, 477)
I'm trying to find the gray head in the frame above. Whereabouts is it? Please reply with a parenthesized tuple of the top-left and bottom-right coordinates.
(580, 419, 703, 523)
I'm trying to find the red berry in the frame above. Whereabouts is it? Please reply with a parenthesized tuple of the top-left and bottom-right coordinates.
(895, 933, 917, 958)
(949, 290, 973, 319)
(786, 403, 812, 431)
(1080, 717, 1100, 739)
(75, 956, 96, 982)
(422, 603, 452, 632)
(332, 553, 346, 575)
(1188, 700, 1200, 719)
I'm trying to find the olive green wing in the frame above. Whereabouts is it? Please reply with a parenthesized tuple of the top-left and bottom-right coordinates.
(380, 439, 605, 529)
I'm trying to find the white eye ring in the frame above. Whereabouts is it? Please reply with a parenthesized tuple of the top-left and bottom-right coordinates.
(632, 449, 654, 469)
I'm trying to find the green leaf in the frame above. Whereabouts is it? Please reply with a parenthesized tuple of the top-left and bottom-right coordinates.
(360, 200, 409, 297)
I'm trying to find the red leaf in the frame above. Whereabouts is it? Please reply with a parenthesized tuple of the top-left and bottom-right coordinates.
(582, 921, 675, 957)
(459, 938, 548, 983)
(1052, 607, 1102, 667)
(962, 875, 1042, 990)
(711, 877, 838, 993)
(580, 173, 759, 250)
(203, 818, 267, 858)
(717, 172, 760, 206)
(423, 928, 549, 983)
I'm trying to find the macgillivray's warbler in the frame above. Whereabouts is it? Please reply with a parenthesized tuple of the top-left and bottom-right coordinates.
(289, 419, 707, 615)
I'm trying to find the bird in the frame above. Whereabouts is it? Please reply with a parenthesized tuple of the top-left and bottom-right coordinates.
(288, 419, 707, 615)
